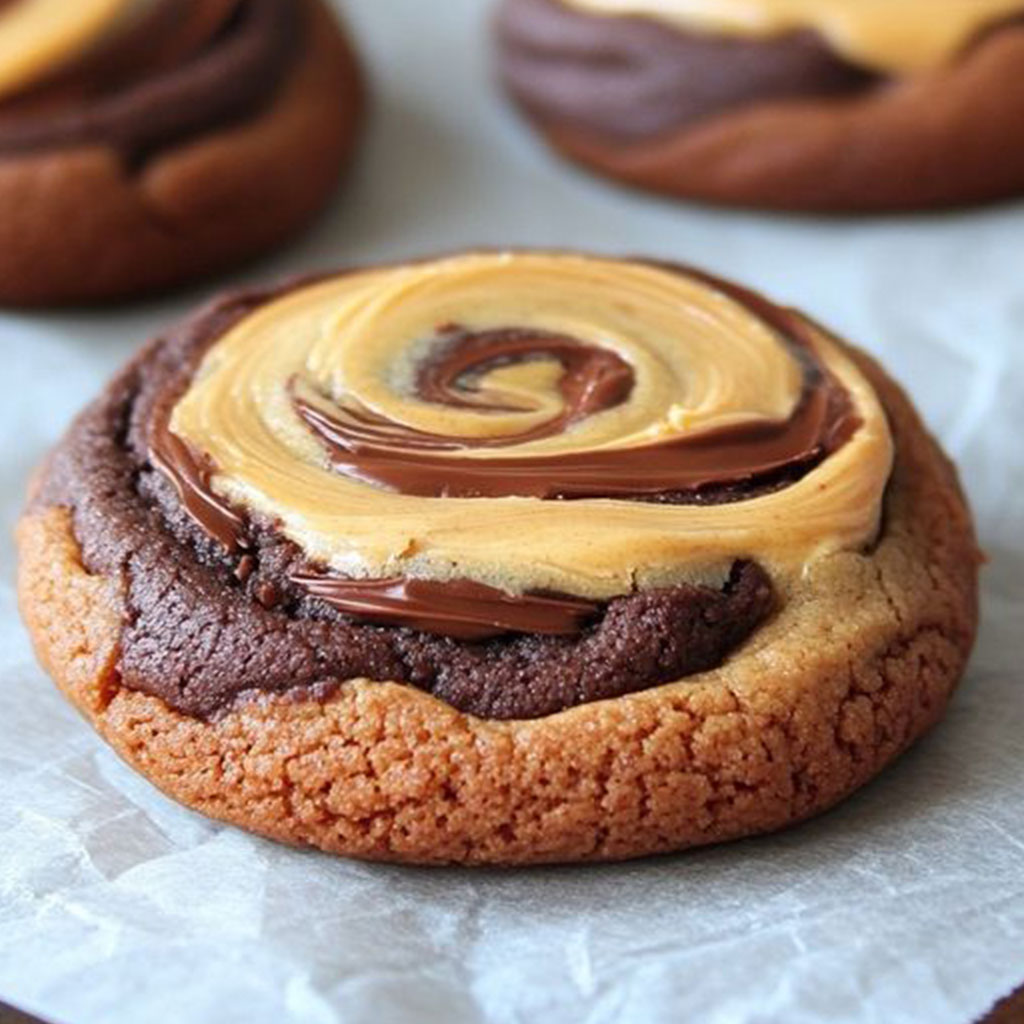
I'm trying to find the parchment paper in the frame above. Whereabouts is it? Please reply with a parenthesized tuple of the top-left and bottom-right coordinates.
(1, 2, 1022, 1021)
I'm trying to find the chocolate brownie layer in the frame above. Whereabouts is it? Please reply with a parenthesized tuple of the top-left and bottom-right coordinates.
(34, 277, 779, 721)
(0, 0, 298, 159)
(496, 0, 881, 142)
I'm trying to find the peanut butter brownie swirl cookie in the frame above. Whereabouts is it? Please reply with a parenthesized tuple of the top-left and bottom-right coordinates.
(18, 252, 980, 864)
(496, 0, 1024, 211)
(0, 0, 362, 305)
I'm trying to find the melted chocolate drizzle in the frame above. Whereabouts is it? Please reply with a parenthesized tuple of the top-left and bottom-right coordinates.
(290, 574, 601, 640)
(294, 326, 856, 501)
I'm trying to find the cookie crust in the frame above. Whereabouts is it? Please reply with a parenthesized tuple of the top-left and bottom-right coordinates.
(17, 347, 980, 865)
(497, 0, 1024, 212)
(0, 0, 362, 306)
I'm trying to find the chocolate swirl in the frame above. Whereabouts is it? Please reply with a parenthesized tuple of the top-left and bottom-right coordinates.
(150, 253, 894, 639)
(289, 574, 602, 640)
(294, 323, 856, 501)
(497, 0, 878, 144)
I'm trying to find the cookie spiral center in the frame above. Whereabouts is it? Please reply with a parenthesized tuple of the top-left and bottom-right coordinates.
(292, 320, 854, 502)
(292, 324, 638, 498)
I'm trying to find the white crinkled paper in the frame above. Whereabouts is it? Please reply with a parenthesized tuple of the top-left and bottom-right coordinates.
(1, 1, 1023, 1021)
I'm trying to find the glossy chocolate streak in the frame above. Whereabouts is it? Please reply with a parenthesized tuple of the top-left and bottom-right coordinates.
(293, 301, 858, 501)
(0, 0, 298, 156)
(295, 348, 855, 500)
(148, 264, 859, 639)
(417, 326, 634, 426)
(149, 423, 249, 555)
(294, 325, 646, 496)
(291, 574, 601, 639)
(99, 0, 245, 85)
(496, 0, 880, 143)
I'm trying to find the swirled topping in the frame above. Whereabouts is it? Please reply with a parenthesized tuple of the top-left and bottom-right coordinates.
(0, 0, 295, 155)
(559, 0, 1024, 74)
(0, 0, 138, 100)
(0, 0, 238, 100)
(497, 0, 879, 146)
(151, 253, 894, 641)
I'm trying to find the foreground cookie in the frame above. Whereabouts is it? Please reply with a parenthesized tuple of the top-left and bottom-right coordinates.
(0, 0, 362, 305)
(18, 252, 979, 864)
(496, 0, 1024, 211)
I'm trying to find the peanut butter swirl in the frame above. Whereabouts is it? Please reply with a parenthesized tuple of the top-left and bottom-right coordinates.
(560, 0, 1024, 74)
(0, 0, 135, 100)
(152, 253, 894, 630)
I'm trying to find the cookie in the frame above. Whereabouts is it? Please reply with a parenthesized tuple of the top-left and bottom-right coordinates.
(0, 0, 362, 305)
(496, 0, 1024, 212)
(981, 982, 1024, 1024)
(17, 252, 980, 864)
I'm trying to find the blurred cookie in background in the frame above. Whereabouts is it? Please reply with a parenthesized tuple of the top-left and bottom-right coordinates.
(0, 0, 363, 305)
(495, 0, 1024, 212)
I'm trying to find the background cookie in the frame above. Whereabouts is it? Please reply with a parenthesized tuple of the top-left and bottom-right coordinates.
(0, 0, 363, 305)
(496, 0, 1024, 211)
(17, 252, 980, 864)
